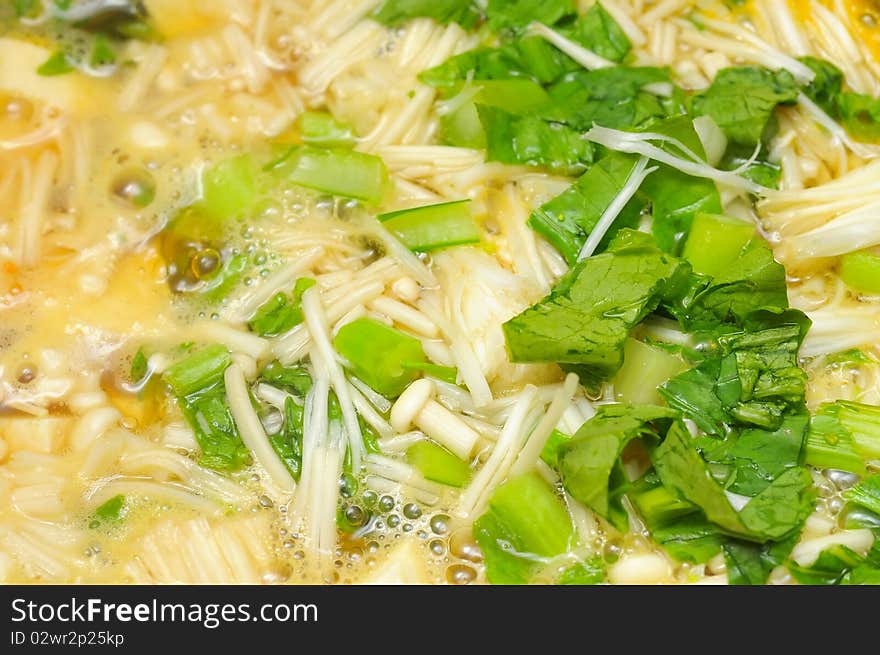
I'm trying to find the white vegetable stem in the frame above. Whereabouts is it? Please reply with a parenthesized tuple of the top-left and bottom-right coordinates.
(527, 22, 616, 71)
(583, 125, 768, 195)
(577, 156, 656, 261)
(225, 363, 296, 494)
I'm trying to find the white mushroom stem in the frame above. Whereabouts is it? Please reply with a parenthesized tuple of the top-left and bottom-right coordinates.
(390, 379, 479, 460)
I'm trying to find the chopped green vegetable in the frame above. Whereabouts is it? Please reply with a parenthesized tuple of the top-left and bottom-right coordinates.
(248, 277, 316, 337)
(790, 546, 861, 584)
(561, 3, 631, 63)
(130, 347, 148, 383)
(473, 472, 575, 584)
(163, 344, 232, 397)
(840, 250, 880, 295)
(637, 116, 723, 254)
(652, 421, 814, 542)
(558, 404, 676, 524)
(805, 412, 866, 475)
(485, 0, 575, 34)
(271, 146, 389, 205)
(268, 397, 304, 481)
(799, 56, 843, 116)
(296, 111, 357, 148)
(546, 66, 680, 130)
(92, 495, 127, 524)
(842, 474, 880, 518)
(557, 558, 605, 585)
(378, 200, 481, 252)
(836, 92, 880, 142)
(527, 152, 645, 264)
(612, 338, 686, 405)
(406, 440, 471, 487)
(817, 400, 880, 460)
(722, 532, 800, 585)
(682, 213, 755, 277)
(333, 318, 427, 398)
(199, 155, 259, 222)
(162, 344, 248, 470)
(503, 230, 687, 387)
(400, 361, 458, 384)
(478, 106, 595, 175)
(691, 67, 799, 147)
(372, 0, 481, 27)
(259, 361, 313, 396)
(37, 50, 74, 76)
(90, 33, 116, 68)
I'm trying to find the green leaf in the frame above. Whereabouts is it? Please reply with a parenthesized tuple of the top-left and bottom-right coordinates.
(485, 0, 575, 34)
(502, 231, 687, 386)
(259, 361, 313, 396)
(130, 347, 148, 383)
(372, 0, 481, 27)
(843, 474, 880, 517)
(558, 404, 676, 518)
(670, 238, 790, 331)
(268, 397, 304, 481)
(248, 277, 315, 337)
(722, 531, 799, 585)
(473, 472, 576, 584)
(92, 495, 128, 524)
(652, 422, 813, 542)
(788, 544, 867, 585)
(406, 440, 471, 487)
(799, 56, 843, 116)
(478, 106, 595, 175)
(37, 50, 74, 76)
(333, 318, 427, 398)
(561, 2, 630, 63)
(836, 92, 880, 142)
(199, 155, 259, 222)
(638, 116, 723, 254)
(691, 66, 799, 147)
(179, 385, 250, 471)
(90, 33, 117, 68)
(546, 67, 679, 130)
(270, 146, 389, 205)
(163, 344, 232, 397)
(557, 557, 606, 585)
(527, 152, 644, 264)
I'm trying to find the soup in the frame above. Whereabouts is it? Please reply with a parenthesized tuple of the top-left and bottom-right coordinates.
(1, 0, 879, 585)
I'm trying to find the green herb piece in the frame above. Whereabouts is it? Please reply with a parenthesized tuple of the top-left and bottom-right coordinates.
(37, 50, 74, 76)
(372, 0, 481, 27)
(473, 472, 576, 584)
(333, 318, 428, 398)
(691, 66, 799, 147)
(296, 111, 357, 148)
(270, 146, 389, 205)
(558, 404, 677, 522)
(248, 277, 316, 337)
(259, 361, 313, 396)
(199, 155, 259, 222)
(527, 152, 645, 264)
(163, 344, 232, 398)
(268, 397, 304, 481)
(378, 200, 480, 252)
(406, 440, 471, 487)
(502, 230, 687, 387)
(682, 212, 756, 277)
(485, 0, 575, 34)
(840, 250, 880, 295)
